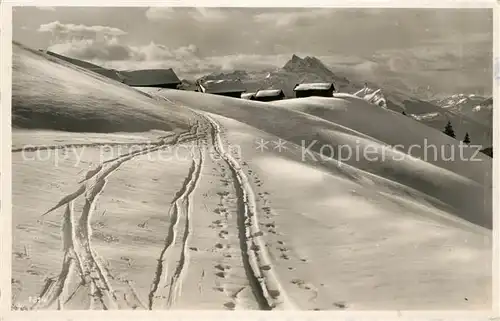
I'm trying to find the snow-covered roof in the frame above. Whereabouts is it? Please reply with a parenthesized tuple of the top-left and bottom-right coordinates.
(241, 92, 256, 99)
(255, 89, 284, 98)
(294, 83, 334, 91)
(199, 80, 246, 94)
(121, 69, 181, 87)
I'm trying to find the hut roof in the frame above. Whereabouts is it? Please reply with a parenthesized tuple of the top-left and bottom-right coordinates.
(121, 69, 181, 87)
(294, 83, 334, 91)
(241, 92, 257, 99)
(199, 80, 246, 94)
(255, 89, 284, 98)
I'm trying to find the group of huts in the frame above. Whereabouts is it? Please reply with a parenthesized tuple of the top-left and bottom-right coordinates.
(103, 66, 337, 101)
(42, 50, 336, 101)
(241, 83, 336, 101)
(195, 79, 336, 101)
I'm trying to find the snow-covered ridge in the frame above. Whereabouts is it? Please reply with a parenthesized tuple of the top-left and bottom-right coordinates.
(429, 93, 492, 131)
(353, 86, 388, 108)
(410, 112, 442, 121)
(432, 94, 492, 112)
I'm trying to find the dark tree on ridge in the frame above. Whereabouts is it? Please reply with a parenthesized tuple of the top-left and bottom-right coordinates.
(443, 121, 455, 139)
(463, 132, 471, 144)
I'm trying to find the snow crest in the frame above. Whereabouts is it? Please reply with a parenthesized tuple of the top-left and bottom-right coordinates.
(353, 86, 388, 108)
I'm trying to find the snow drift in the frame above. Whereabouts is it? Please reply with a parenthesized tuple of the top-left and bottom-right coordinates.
(148, 89, 492, 230)
(12, 42, 192, 133)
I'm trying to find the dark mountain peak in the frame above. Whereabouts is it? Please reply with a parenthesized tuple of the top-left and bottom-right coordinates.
(304, 56, 329, 69)
(303, 56, 319, 63)
(282, 54, 332, 75)
(283, 54, 304, 71)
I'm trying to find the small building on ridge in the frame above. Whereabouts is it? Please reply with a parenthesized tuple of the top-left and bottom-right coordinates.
(241, 92, 257, 100)
(293, 83, 335, 98)
(197, 80, 247, 98)
(121, 69, 182, 89)
(254, 89, 285, 102)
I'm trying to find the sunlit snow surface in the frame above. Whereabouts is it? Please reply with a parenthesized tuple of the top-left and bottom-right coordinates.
(12, 43, 491, 311)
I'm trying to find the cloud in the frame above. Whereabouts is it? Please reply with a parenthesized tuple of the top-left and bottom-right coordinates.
(372, 37, 492, 73)
(48, 38, 134, 61)
(145, 7, 226, 23)
(252, 8, 386, 28)
(37, 20, 203, 63)
(190, 8, 226, 22)
(36, 6, 56, 11)
(253, 9, 333, 27)
(144, 7, 175, 21)
(38, 21, 127, 40)
(130, 42, 200, 61)
(46, 35, 201, 68)
(46, 31, 293, 78)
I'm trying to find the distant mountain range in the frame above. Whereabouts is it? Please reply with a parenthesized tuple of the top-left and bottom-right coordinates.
(430, 94, 493, 127)
(197, 54, 493, 147)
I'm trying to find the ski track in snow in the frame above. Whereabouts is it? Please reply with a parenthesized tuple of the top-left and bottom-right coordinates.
(165, 147, 204, 309)
(22, 93, 296, 310)
(202, 113, 295, 310)
(148, 120, 205, 310)
(144, 95, 297, 310)
(30, 124, 202, 310)
(41, 131, 194, 217)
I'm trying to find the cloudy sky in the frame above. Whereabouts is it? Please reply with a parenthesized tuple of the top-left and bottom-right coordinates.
(13, 7, 493, 96)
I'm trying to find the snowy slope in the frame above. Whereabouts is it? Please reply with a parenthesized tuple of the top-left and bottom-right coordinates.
(43, 50, 126, 83)
(404, 93, 493, 147)
(12, 42, 193, 133)
(413, 110, 492, 148)
(12, 44, 492, 311)
(353, 86, 492, 148)
(148, 89, 492, 230)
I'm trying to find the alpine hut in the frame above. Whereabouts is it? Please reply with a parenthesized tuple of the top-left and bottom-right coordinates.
(198, 80, 246, 98)
(254, 89, 285, 102)
(293, 82, 335, 98)
(241, 92, 257, 100)
(121, 69, 182, 89)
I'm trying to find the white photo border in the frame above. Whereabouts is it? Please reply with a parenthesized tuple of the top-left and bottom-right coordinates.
(0, 1, 498, 320)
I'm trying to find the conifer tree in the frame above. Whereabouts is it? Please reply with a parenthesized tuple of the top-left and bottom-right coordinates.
(463, 132, 471, 144)
(443, 121, 456, 138)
